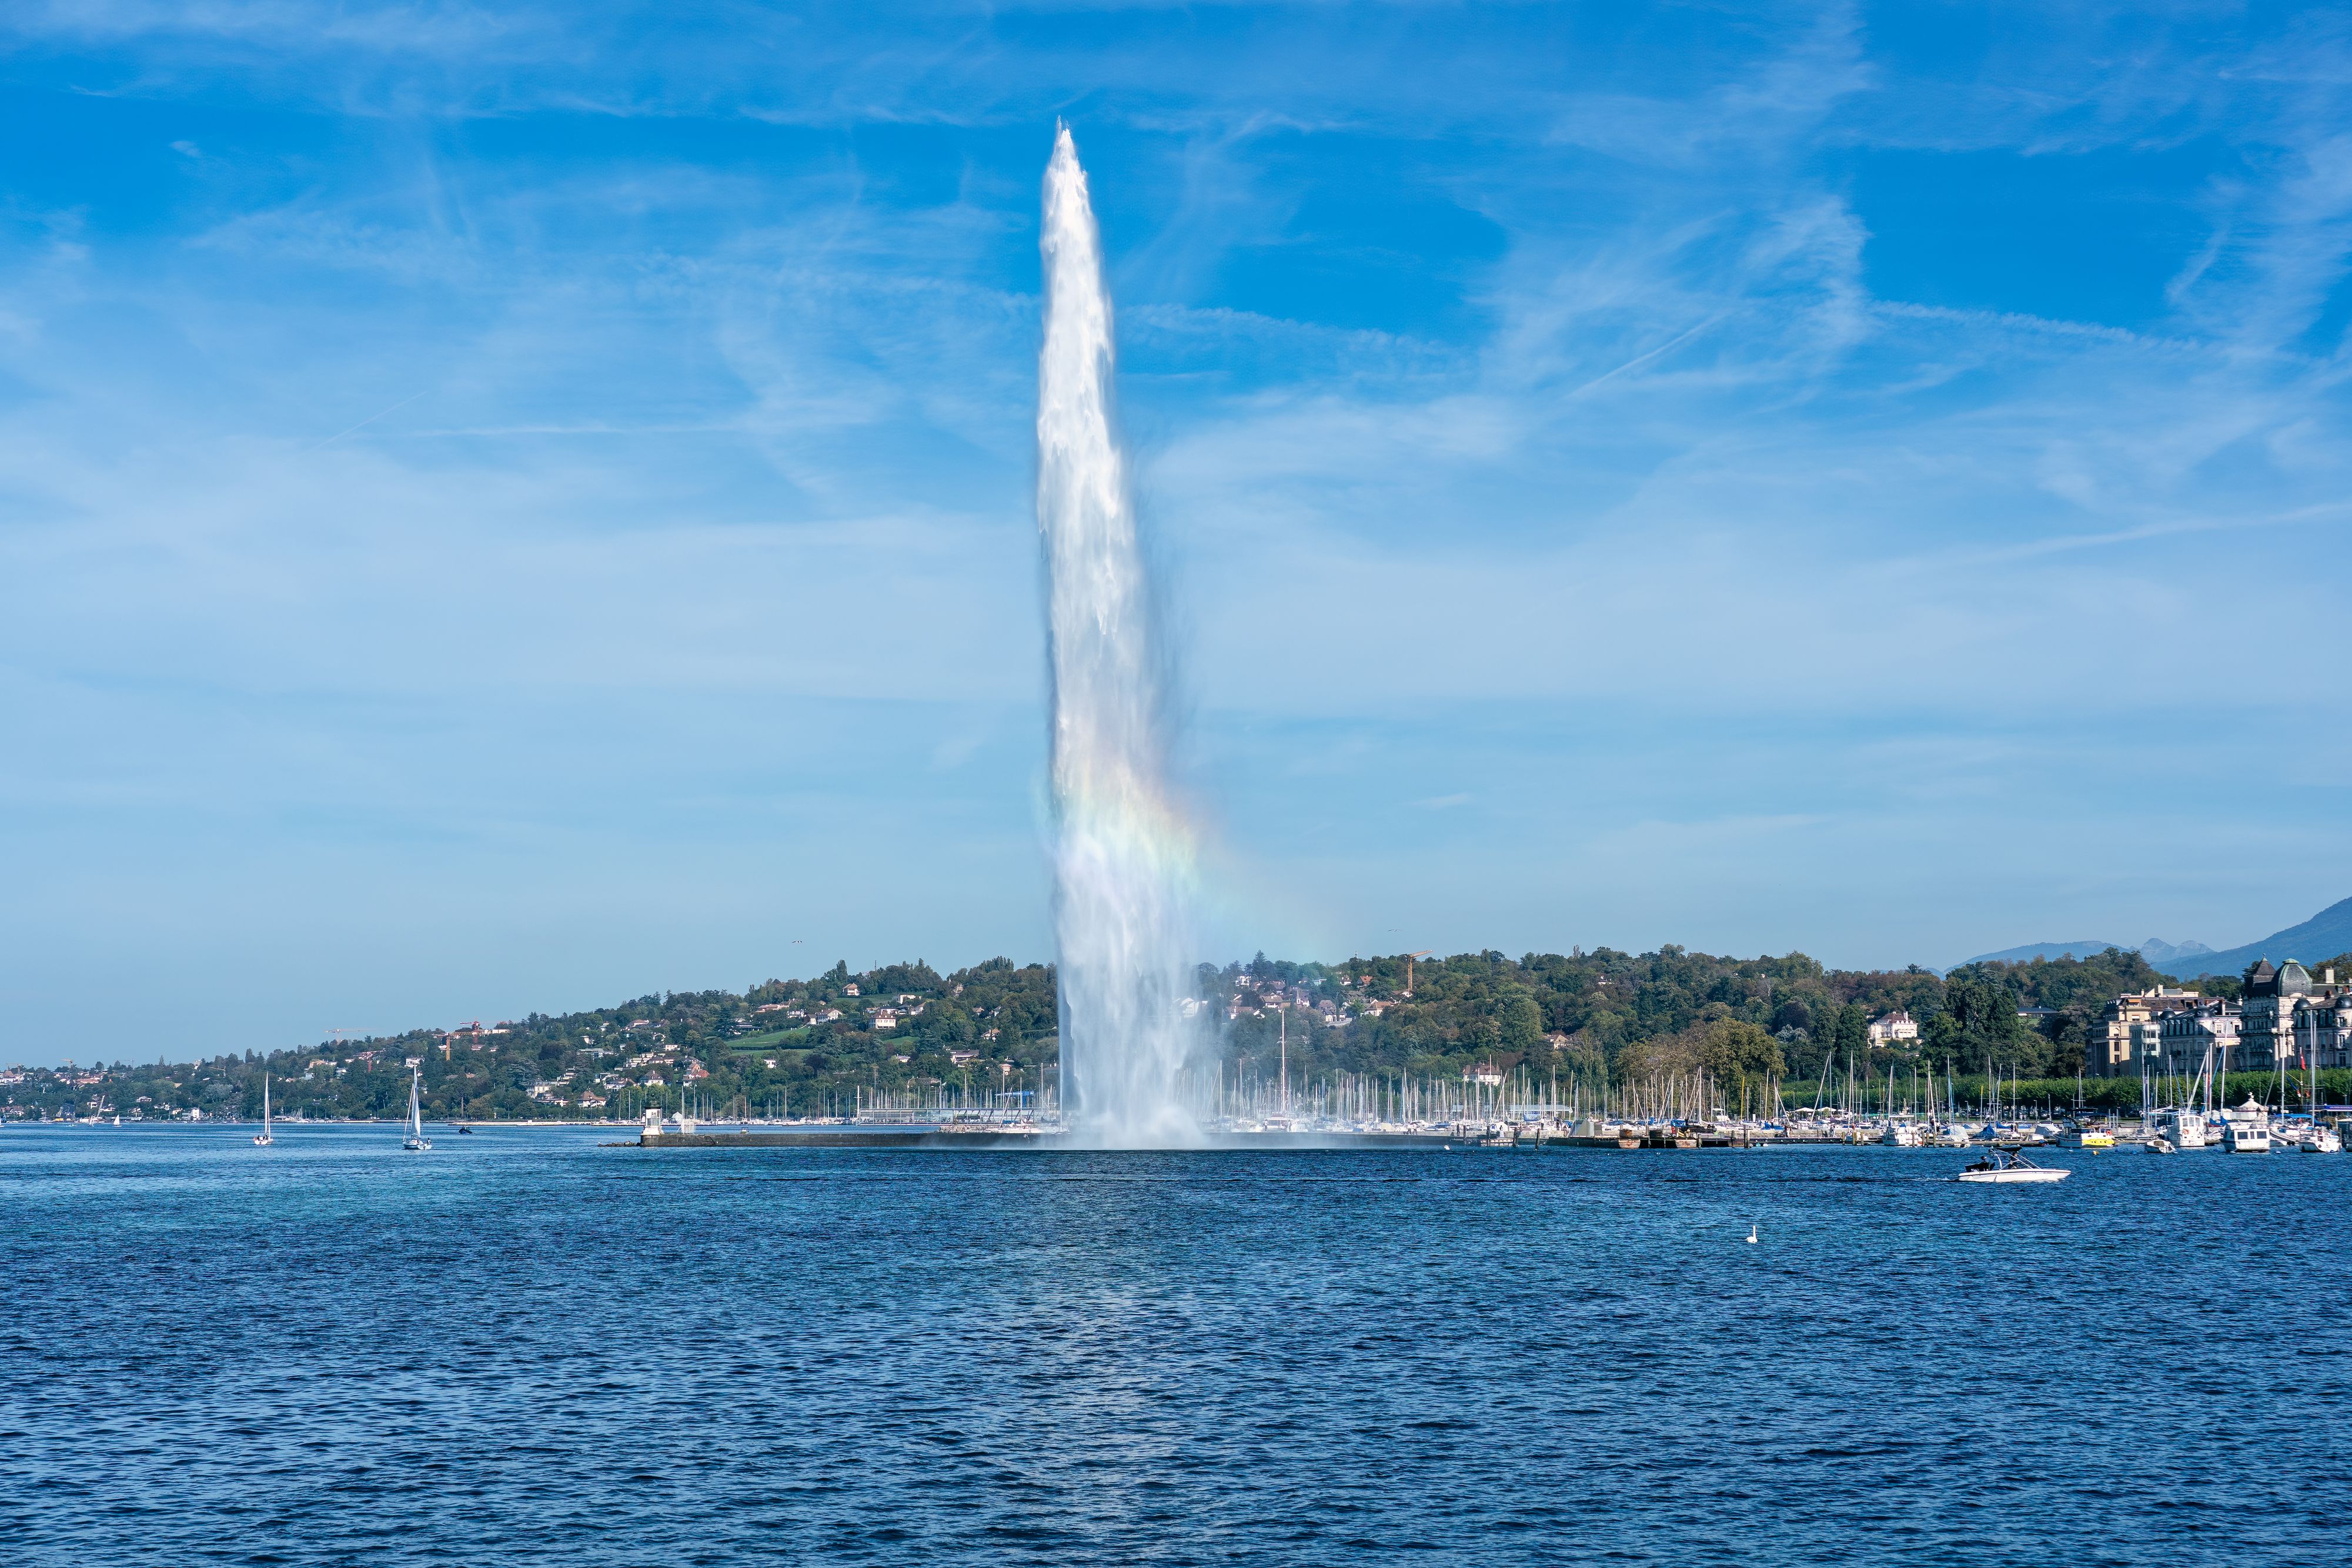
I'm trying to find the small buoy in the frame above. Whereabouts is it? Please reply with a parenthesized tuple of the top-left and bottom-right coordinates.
(1746, 1225, 1758, 1244)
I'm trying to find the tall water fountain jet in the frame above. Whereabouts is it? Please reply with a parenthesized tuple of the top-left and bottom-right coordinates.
(1035, 125, 1200, 1147)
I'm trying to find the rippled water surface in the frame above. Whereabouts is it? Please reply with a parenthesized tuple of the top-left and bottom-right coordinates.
(5, 1125, 2347, 1564)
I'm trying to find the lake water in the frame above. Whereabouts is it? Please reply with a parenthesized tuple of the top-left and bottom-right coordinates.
(4, 1125, 2346, 1564)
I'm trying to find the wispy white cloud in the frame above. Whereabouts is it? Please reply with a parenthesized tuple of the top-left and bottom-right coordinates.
(4, 0, 2351, 1060)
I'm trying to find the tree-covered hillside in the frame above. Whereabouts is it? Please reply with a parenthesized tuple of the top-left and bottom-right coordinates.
(2, 944, 2217, 1121)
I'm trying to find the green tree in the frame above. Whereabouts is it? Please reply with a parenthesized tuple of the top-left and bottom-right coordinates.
(1498, 993, 1544, 1054)
(1692, 1018, 1785, 1106)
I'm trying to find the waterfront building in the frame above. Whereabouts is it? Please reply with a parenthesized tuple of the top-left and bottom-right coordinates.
(2239, 959, 2310, 1071)
(2093, 962, 2350, 1075)
(2089, 987, 2201, 1075)
(2286, 991, 2352, 1069)
(2146, 998, 2239, 1076)
(2239, 960, 2351, 1070)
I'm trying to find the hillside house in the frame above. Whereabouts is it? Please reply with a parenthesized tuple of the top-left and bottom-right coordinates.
(1866, 1011, 1919, 1047)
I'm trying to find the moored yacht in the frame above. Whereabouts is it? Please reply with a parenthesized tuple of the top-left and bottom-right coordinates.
(2220, 1096, 2271, 1153)
(2151, 1108, 2209, 1150)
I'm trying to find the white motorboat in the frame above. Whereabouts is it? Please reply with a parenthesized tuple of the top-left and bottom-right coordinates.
(2300, 1128, 2341, 1153)
(1956, 1148, 2070, 1183)
(2146, 1136, 2176, 1155)
(252, 1075, 274, 1146)
(1881, 1121, 1923, 1148)
(2151, 1108, 2209, 1150)
(402, 1068, 432, 1152)
(2220, 1098, 2271, 1153)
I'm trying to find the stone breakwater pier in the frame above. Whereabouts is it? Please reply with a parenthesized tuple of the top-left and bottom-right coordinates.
(634, 1127, 1458, 1150)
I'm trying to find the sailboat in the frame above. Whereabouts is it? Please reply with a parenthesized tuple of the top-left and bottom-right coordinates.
(2295, 1009, 2340, 1152)
(252, 1075, 274, 1146)
(403, 1067, 432, 1151)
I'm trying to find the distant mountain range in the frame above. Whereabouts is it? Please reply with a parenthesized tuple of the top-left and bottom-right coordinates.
(2156, 897, 2352, 979)
(1962, 896, 2352, 979)
(2139, 937, 2217, 969)
(1961, 938, 2210, 968)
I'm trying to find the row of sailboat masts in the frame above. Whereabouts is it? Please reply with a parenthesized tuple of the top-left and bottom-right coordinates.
(2140, 1041, 2224, 1119)
(1184, 1065, 1783, 1126)
(1803, 1051, 2061, 1120)
(852, 1078, 1057, 1123)
(1812, 1051, 1915, 1117)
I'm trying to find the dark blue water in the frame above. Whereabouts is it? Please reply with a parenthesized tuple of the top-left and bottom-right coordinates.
(5, 1126, 2346, 1564)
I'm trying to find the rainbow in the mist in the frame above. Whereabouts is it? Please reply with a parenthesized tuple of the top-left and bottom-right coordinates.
(1036, 125, 1203, 1148)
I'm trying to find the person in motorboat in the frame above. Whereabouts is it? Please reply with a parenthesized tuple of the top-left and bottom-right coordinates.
(1956, 1146, 2069, 1183)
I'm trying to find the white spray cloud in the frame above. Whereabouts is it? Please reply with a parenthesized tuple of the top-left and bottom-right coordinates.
(1036, 124, 1200, 1146)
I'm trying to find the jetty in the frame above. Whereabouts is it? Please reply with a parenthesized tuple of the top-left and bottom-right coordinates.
(626, 1118, 1782, 1151)
(636, 1124, 1459, 1150)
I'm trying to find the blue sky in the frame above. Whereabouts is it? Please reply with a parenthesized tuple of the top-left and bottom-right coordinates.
(5, 2, 2350, 1064)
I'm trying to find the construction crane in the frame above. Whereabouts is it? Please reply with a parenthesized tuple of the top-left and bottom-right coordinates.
(1404, 951, 1432, 997)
